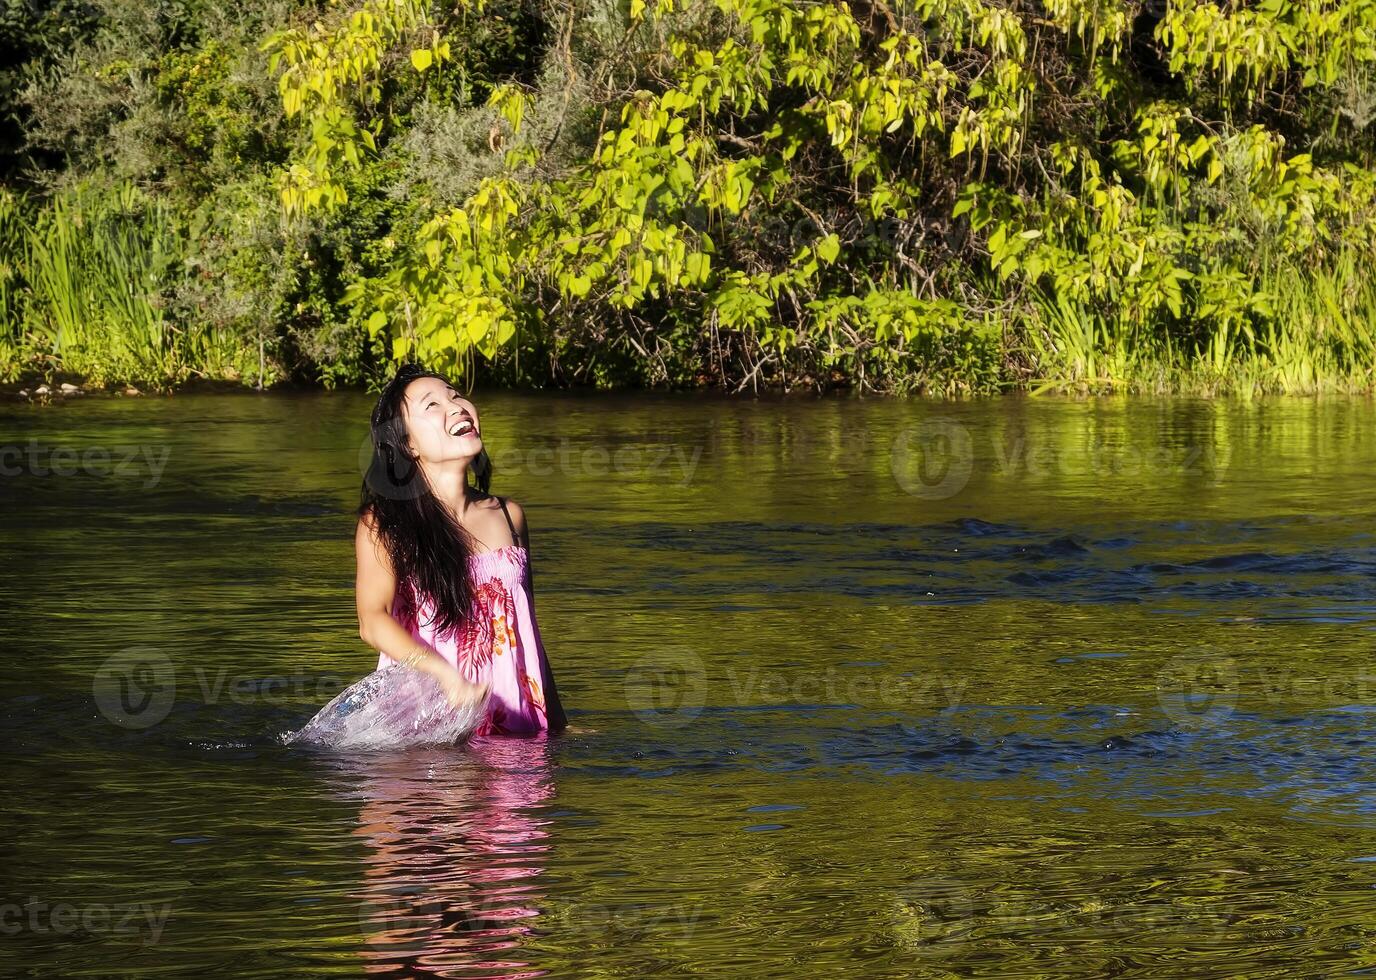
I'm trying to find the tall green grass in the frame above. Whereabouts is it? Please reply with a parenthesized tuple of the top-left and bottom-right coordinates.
(25, 180, 182, 386)
(2, 178, 292, 390)
(1253, 250, 1376, 393)
(1019, 248, 1376, 397)
(1017, 286, 1165, 395)
(0, 190, 28, 381)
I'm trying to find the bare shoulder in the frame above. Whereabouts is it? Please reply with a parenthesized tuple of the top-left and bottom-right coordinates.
(494, 496, 531, 551)
(500, 496, 528, 535)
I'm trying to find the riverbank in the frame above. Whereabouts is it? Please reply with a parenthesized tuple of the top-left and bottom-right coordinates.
(6, 0, 1376, 401)
(5, 347, 1374, 401)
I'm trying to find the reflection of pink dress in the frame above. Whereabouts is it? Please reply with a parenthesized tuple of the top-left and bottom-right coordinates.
(351, 738, 558, 978)
(381, 542, 567, 737)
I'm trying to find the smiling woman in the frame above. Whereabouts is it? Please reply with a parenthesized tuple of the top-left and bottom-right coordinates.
(282, 361, 567, 749)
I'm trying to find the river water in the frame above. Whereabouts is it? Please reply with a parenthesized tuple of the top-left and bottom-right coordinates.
(3, 390, 1375, 977)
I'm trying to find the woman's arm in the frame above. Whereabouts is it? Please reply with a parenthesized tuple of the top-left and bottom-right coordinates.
(356, 510, 484, 700)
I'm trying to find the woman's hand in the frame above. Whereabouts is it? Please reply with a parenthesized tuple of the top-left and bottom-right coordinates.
(441, 668, 489, 709)
(393, 643, 487, 708)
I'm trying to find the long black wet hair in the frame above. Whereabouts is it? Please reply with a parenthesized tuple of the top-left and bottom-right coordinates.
(358, 361, 494, 640)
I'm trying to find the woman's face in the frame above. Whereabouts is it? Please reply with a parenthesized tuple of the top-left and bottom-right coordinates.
(399, 377, 482, 466)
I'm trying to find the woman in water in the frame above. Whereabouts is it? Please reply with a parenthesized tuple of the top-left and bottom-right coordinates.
(285, 362, 567, 748)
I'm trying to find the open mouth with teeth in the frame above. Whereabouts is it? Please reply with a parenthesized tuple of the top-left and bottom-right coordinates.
(448, 419, 477, 437)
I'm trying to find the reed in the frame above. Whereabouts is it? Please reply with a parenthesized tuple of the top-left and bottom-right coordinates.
(1016, 245, 1376, 397)
(1260, 250, 1376, 393)
(0, 189, 29, 381)
(1019, 287, 1158, 396)
(25, 180, 183, 386)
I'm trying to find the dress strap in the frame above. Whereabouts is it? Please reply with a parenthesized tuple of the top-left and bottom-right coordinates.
(496, 495, 520, 548)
